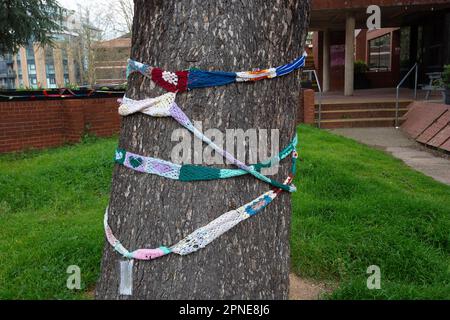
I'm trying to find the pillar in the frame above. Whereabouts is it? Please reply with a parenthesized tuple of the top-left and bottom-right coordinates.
(19, 47, 30, 88)
(33, 44, 47, 88)
(52, 46, 64, 88)
(66, 46, 77, 85)
(344, 14, 355, 96)
(322, 29, 330, 92)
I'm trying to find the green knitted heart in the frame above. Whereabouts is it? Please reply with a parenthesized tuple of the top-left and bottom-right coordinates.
(114, 149, 126, 164)
(129, 156, 143, 168)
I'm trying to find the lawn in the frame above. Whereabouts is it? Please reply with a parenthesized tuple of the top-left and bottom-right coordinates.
(0, 125, 449, 299)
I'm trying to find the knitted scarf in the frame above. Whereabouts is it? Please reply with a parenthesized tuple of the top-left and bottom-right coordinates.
(127, 53, 307, 92)
(118, 93, 296, 192)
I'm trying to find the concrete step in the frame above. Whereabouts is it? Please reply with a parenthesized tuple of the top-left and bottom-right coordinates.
(316, 117, 406, 129)
(315, 101, 411, 111)
(316, 108, 409, 120)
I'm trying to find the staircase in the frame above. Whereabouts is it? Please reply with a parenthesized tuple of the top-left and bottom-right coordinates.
(315, 100, 411, 128)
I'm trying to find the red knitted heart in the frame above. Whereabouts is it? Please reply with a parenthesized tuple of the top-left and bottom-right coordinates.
(151, 68, 188, 92)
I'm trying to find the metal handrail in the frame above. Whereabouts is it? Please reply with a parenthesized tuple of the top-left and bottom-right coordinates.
(395, 63, 418, 128)
(303, 69, 322, 128)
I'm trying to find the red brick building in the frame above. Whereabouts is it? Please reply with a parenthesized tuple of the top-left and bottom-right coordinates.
(310, 0, 450, 94)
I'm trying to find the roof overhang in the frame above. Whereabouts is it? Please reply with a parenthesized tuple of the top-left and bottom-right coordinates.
(310, 0, 450, 31)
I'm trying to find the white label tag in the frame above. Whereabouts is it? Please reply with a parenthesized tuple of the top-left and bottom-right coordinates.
(119, 259, 133, 296)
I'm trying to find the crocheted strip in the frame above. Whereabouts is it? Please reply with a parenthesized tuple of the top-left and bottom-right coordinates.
(118, 92, 176, 117)
(127, 52, 307, 91)
(169, 103, 296, 192)
(275, 54, 307, 77)
(103, 175, 291, 260)
(127, 59, 152, 78)
(179, 134, 297, 181)
(114, 134, 296, 182)
(104, 148, 297, 261)
(151, 68, 189, 92)
(187, 70, 237, 89)
(115, 148, 181, 180)
(119, 95, 296, 192)
(235, 68, 277, 82)
(168, 103, 250, 170)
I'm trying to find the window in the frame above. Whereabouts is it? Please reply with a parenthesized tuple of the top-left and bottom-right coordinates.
(46, 64, 55, 74)
(30, 76, 37, 87)
(47, 76, 57, 88)
(25, 45, 35, 59)
(368, 34, 391, 71)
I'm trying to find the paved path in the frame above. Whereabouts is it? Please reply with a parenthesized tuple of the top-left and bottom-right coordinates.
(330, 128, 450, 186)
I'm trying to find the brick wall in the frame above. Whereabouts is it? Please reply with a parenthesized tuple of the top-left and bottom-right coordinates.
(0, 98, 121, 153)
(297, 88, 316, 125)
(1, 91, 315, 154)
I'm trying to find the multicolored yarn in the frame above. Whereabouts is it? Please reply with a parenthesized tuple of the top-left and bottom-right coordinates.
(114, 134, 297, 181)
(104, 149, 297, 260)
(126, 52, 307, 92)
(115, 149, 181, 179)
(151, 68, 189, 92)
(118, 92, 175, 117)
(106, 50, 305, 264)
(119, 96, 296, 192)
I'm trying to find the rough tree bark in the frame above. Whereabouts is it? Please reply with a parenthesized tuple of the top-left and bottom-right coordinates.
(96, 0, 310, 300)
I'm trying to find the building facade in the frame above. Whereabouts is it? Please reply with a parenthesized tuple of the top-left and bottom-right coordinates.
(310, 0, 450, 95)
(11, 42, 78, 89)
(93, 36, 131, 86)
(0, 8, 99, 90)
(0, 54, 16, 89)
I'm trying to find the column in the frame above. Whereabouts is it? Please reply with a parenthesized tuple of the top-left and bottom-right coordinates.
(66, 46, 77, 85)
(322, 29, 330, 92)
(33, 44, 47, 88)
(19, 47, 30, 87)
(344, 14, 355, 96)
(53, 46, 64, 88)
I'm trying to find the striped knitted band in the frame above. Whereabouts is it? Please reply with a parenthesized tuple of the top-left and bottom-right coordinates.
(114, 134, 297, 181)
(104, 150, 297, 261)
(119, 96, 296, 192)
(126, 53, 307, 92)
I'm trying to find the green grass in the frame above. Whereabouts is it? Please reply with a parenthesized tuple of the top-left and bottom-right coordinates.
(291, 125, 450, 299)
(0, 137, 116, 299)
(0, 126, 449, 299)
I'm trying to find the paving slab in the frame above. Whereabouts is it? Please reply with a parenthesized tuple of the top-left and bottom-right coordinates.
(330, 127, 450, 186)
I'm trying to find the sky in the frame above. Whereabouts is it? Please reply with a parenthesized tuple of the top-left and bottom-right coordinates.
(58, 0, 94, 11)
(57, 0, 132, 39)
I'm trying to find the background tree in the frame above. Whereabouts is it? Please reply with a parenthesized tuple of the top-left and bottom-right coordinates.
(0, 0, 63, 54)
(112, 0, 134, 36)
(96, 0, 310, 299)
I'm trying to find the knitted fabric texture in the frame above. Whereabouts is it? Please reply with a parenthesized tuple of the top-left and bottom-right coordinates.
(118, 92, 176, 117)
(114, 134, 297, 181)
(104, 150, 297, 261)
(126, 52, 307, 92)
(151, 68, 189, 92)
(115, 149, 181, 180)
(108, 51, 305, 262)
(119, 95, 296, 192)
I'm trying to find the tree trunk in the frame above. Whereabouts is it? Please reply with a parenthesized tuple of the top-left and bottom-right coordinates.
(96, 0, 310, 300)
